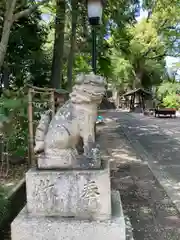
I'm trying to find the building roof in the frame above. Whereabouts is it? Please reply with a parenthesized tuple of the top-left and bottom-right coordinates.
(54, 89, 69, 95)
(123, 88, 152, 97)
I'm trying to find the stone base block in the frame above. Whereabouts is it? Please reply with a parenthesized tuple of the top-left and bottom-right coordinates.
(11, 191, 125, 240)
(38, 152, 101, 169)
(38, 149, 79, 169)
(26, 160, 111, 221)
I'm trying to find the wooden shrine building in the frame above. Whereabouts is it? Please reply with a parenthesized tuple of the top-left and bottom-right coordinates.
(123, 88, 152, 112)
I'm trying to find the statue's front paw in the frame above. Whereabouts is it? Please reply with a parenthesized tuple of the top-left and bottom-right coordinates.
(91, 146, 101, 160)
(34, 143, 44, 155)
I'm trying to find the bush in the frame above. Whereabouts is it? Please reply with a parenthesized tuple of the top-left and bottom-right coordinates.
(0, 89, 53, 162)
(0, 89, 28, 160)
(163, 94, 180, 109)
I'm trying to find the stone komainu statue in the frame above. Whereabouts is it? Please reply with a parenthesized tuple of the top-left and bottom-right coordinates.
(34, 73, 105, 169)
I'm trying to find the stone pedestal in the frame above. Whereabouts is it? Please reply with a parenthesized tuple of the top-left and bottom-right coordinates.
(26, 161, 111, 220)
(38, 152, 101, 169)
(11, 160, 125, 240)
(11, 191, 125, 240)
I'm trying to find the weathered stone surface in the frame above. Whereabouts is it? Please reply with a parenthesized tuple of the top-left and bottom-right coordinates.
(11, 191, 125, 240)
(34, 73, 106, 169)
(38, 147, 101, 169)
(26, 161, 111, 220)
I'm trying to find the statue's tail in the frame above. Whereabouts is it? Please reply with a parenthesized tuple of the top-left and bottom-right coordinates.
(34, 110, 52, 154)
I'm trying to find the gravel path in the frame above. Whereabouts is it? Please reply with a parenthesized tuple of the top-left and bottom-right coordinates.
(116, 111, 180, 213)
(99, 111, 180, 240)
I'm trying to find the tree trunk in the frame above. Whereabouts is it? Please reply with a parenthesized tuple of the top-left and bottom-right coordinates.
(134, 70, 143, 89)
(0, 0, 49, 72)
(0, 0, 17, 71)
(51, 0, 65, 89)
(67, 0, 78, 91)
(81, 5, 89, 39)
(0, 74, 3, 95)
(2, 63, 10, 89)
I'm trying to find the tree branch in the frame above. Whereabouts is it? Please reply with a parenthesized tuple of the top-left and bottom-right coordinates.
(143, 46, 167, 60)
(147, 53, 167, 60)
(157, 19, 169, 32)
(146, 0, 157, 22)
(13, 0, 50, 21)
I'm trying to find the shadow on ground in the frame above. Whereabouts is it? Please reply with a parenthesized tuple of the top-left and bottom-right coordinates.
(116, 112, 180, 210)
(97, 112, 180, 240)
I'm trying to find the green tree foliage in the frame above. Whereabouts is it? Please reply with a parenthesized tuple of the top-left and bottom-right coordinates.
(7, 12, 50, 88)
(143, 0, 180, 56)
(0, 89, 28, 157)
(157, 81, 180, 108)
(107, 19, 166, 91)
(0, 1, 51, 90)
(163, 94, 180, 109)
(104, 0, 180, 93)
(0, 0, 50, 72)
